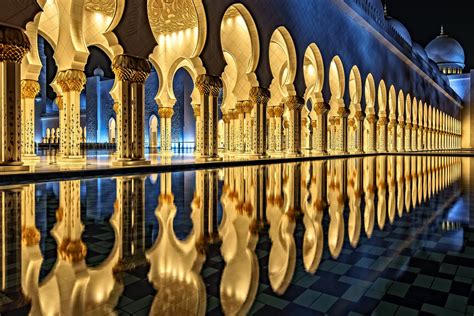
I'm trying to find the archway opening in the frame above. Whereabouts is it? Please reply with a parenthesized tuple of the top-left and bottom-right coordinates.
(149, 115, 159, 148)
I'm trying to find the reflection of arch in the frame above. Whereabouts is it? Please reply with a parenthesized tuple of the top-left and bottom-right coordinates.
(149, 115, 158, 148)
(108, 117, 116, 143)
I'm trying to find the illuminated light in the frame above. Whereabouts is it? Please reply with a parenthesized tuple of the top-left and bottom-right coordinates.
(94, 12, 104, 24)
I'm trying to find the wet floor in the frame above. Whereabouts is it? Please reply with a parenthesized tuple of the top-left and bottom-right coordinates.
(1, 156, 473, 315)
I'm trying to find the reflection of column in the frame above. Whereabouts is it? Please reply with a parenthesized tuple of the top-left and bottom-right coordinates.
(336, 107, 349, 154)
(112, 55, 151, 166)
(363, 157, 375, 237)
(396, 156, 405, 217)
(196, 75, 222, 161)
(327, 160, 346, 258)
(387, 156, 396, 223)
(273, 105, 284, 154)
(0, 26, 30, 171)
(21, 80, 40, 161)
(377, 117, 388, 153)
(158, 107, 174, 154)
(1, 186, 25, 309)
(56, 70, 86, 163)
(312, 102, 330, 155)
(285, 96, 304, 156)
(193, 104, 201, 155)
(376, 156, 387, 230)
(250, 87, 270, 158)
(347, 158, 362, 248)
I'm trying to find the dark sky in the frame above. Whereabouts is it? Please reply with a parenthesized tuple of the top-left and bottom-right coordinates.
(386, 0, 474, 71)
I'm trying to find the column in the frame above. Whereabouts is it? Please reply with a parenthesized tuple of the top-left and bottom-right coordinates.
(336, 107, 349, 154)
(0, 26, 30, 171)
(230, 110, 237, 152)
(405, 122, 412, 151)
(250, 87, 270, 158)
(193, 104, 201, 155)
(112, 54, 151, 166)
(196, 74, 222, 161)
(328, 116, 337, 153)
(412, 123, 418, 151)
(267, 107, 275, 152)
(273, 104, 284, 154)
(366, 114, 377, 153)
(55, 69, 86, 163)
(377, 117, 388, 153)
(222, 112, 231, 153)
(312, 102, 330, 155)
(397, 119, 405, 152)
(354, 111, 365, 154)
(20, 79, 40, 161)
(235, 101, 245, 154)
(285, 96, 304, 156)
(158, 107, 173, 154)
(388, 118, 397, 152)
(243, 100, 253, 154)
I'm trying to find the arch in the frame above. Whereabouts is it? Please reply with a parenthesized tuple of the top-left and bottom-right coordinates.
(329, 56, 345, 102)
(149, 115, 159, 148)
(377, 80, 387, 115)
(303, 43, 324, 102)
(405, 93, 412, 123)
(397, 90, 405, 119)
(364, 74, 376, 114)
(348, 66, 362, 107)
(108, 117, 116, 143)
(388, 85, 397, 119)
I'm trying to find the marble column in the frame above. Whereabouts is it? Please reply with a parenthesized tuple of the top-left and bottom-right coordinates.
(223, 113, 231, 153)
(20, 79, 40, 161)
(112, 54, 151, 166)
(412, 123, 418, 151)
(336, 107, 349, 154)
(312, 102, 330, 155)
(405, 122, 412, 151)
(230, 110, 238, 152)
(388, 118, 397, 152)
(273, 105, 284, 154)
(397, 119, 405, 152)
(354, 111, 365, 154)
(267, 107, 275, 153)
(250, 87, 270, 158)
(193, 104, 201, 155)
(285, 96, 304, 156)
(56, 69, 86, 164)
(158, 107, 173, 154)
(243, 100, 253, 154)
(366, 114, 377, 153)
(196, 74, 222, 161)
(0, 26, 30, 171)
(236, 101, 245, 154)
(377, 117, 388, 153)
(328, 116, 337, 153)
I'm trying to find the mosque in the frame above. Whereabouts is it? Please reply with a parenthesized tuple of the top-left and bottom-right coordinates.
(0, 0, 472, 169)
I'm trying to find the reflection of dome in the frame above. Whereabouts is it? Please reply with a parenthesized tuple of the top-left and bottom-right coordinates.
(386, 17, 412, 46)
(426, 28, 465, 75)
(93, 66, 104, 78)
(413, 42, 428, 61)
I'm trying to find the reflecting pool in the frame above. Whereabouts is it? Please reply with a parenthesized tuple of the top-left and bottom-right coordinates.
(1, 156, 473, 315)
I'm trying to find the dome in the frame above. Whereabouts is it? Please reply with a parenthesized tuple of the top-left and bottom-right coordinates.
(413, 42, 428, 61)
(93, 66, 104, 78)
(386, 17, 412, 46)
(367, 0, 384, 19)
(425, 31, 465, 69)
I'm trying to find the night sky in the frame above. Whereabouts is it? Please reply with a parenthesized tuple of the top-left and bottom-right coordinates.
(386, 0, 474, 71)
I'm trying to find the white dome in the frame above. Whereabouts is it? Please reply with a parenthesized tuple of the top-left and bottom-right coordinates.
(93, 66, 104, 78)
(413, 42, 428, 61)
(367, 0, 384, 19)
(386, 17, 412, 46)
(426, 34, 465, 67)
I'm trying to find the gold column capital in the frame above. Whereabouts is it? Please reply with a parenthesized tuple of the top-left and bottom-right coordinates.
(196, 74, 222, 96)
(285, 95, 305, 110)
(242, 100, 253, 113)
(267, 106, 275, 117)
(158, 107, 174, 118)
(273, 105, 284, 117)
(20, 79, 40, 99)
(314, 102, 330, 115)
(56, 96, 64, 110)
(22, 226, 40, 246)
(249, 86, 270, 105)
(337, 107, 350, 118)
(192, 104, 200, 117)
(59, 239, 87, 263)
(222, 114, 231, 123)
(366, 114, 378, 124)
(112, 54, 151, 83)
(57, 69, 86, 93)
(0, 25, 30, 63)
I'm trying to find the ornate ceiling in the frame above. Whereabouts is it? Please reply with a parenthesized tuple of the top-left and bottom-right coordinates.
(148, 0, 198, 36)
(85, 0, 116, 17)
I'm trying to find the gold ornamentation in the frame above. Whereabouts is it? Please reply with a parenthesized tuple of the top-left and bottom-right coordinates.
(20, 80, 40, 99)
(267, 107, 274, 117)
(285, 96, 304, 110)
(196, 74, 222, 97)
(366, 114, 377, 124)
(0, 26, 30, 63)
(273, 105, 284, 117)
(57, 70, 86, 93)
(84, 0, 116, 16)
(56, 96, 64, 110)
(158, 107, 174, 118)
(314, 102, 330, 115)
(22, 226, 40, 246)
(148, 0, 198, 36)
(192, 104, 200, 117)
(250, 86, 271, 105)
(242, 100, 253, 113)
(59, 239, 87, 263)
(112, 55, 151, 83)
(354, 110, 366, 121)
(337, 107, 350, 117)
